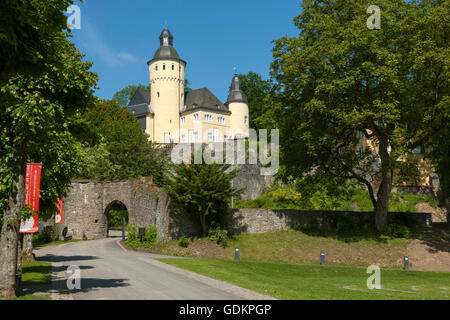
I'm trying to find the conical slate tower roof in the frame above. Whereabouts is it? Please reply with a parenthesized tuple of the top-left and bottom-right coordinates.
(226, 75, 248, 104)
(151, 28, 182, 61)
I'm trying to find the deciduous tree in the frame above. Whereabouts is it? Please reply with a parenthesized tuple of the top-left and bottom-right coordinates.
(271, 0, 448, 232)
(0, 38, 98, 298)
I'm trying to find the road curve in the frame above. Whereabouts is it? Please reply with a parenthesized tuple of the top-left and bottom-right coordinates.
(34, 235, 272, 300)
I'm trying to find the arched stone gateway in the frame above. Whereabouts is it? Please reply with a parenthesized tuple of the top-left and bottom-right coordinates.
(57, 177, 176, 241)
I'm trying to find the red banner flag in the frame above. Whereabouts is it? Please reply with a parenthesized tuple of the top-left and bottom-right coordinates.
(20, 163, 42, 233)
(183, 154, 190, 168)
(55, 197, 64, 224)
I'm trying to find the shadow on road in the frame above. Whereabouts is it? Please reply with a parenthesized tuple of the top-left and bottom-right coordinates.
(54, 278, 130, 295)
(36, 254, 99, 263)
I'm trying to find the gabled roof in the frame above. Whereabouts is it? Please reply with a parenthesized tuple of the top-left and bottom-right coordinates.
(181, 88, 231, 115)
(127, 89, 153, 116)
(128, 89, 150, 106)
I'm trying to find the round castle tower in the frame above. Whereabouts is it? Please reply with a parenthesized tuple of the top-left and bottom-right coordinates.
(226, 74, 249, 139)
(147, 28, 186, 143)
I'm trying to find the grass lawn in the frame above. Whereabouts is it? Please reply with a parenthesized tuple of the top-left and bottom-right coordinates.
(158, 258, 450, 300)
(150, 229, 411, 269)
(12, 261, 52, 300)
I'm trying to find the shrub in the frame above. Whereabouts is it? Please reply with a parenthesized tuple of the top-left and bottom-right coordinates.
(164, 148, 242, 237)
(32, 226, 54, 245)
(108, 204, 128, 229)
(178, 236, 190, 248)
(386, 213, 417, 238)
(144, 225, 157, 244)
(208, 223, 229, 248)
(125, 223, 158, 249)
(126, 222, 139, 241)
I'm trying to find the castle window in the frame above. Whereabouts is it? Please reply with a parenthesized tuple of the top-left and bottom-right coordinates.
(193, 113, 199, 121)
(180, 117, 186, 125)
(155, 65, 158, 71)
(214, 128, 220, 142)
(207, 130, 213, 142)
(244, 116, 248, 126)
(163, 64, 166, 70)
(218, 117, 225, 124)
(172, 64, 175, 70)
(157, 92, 160, 98)
(204, 114, 212, 122)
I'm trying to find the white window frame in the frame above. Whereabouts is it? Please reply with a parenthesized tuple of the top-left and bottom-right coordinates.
(164, 133, 170, 144)
(207, 130, 213, 142)
(214, 128, 220, 142)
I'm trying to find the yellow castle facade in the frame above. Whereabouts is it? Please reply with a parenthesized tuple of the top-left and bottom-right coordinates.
(127, 28, 249, 144)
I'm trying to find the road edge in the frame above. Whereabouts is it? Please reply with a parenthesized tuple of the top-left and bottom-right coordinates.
(116, 239, 277, 300)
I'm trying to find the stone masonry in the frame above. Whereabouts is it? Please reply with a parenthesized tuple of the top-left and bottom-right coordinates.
(58, 177, 171, 241)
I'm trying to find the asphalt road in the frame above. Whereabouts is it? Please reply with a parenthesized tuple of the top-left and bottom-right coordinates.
(34, 233, 271, 300)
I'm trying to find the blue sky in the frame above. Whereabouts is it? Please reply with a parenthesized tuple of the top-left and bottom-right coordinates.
(69, 0, 301, 103)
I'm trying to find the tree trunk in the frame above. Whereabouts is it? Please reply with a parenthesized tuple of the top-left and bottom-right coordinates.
(21, 233, 35, 262)
(200, 213, 207, 237)
(0, 161, 26, 299)
(375, 173, 391, 232)
(375, 138, 392, 233)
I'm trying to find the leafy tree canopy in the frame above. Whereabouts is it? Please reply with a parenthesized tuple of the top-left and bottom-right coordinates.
(270, 0, 449, 231)
(0, 0, 76, 83)
(232, 72, 277, 130)
(164, 152, 242, 237)
(77, 99, 168, 184)
(0, 35, 98, 298)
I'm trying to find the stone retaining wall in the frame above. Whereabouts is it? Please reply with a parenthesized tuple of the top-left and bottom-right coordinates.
(227, 209, 432, 235)
(60, 178, 434, 241)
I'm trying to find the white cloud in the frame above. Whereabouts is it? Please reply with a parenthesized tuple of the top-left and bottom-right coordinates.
(117, 53, 138, 63)
(82, 21, 138, 67)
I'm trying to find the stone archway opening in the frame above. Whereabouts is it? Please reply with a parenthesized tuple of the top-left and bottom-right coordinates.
(104, 201, 129, 238)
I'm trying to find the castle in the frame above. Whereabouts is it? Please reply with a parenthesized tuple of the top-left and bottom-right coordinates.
(127, 28, 250, 144)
